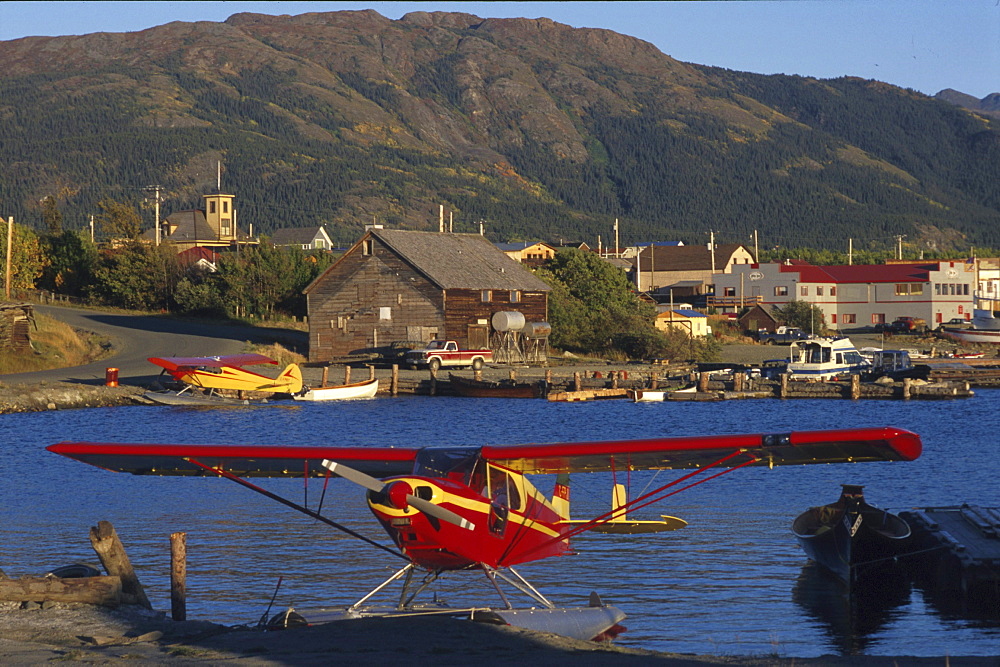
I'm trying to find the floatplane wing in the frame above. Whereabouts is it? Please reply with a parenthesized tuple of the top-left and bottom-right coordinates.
(148, 354, 303, 394)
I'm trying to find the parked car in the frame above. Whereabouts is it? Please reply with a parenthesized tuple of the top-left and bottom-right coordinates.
(756, 326, 810, 345)
(936, 318, 973, 331)
(876, 317, 928, 334)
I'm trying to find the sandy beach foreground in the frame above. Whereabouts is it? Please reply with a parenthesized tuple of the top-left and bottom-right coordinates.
(0, 601, 995, 666)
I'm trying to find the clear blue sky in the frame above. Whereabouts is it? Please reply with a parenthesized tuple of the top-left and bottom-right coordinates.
(1, 1, 997, 99)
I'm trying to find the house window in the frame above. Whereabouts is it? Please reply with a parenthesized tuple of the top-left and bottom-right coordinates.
(830, 287, 836, 296)
(843, 314, 856, 324)
(482, 290, 492, 303)
(895, 283, 924, 295)
(935, 284, 941, 295)
(363, 239, 373, 255)
(800, 286, 808, 296)
(831, 314, 837, 324)
(314, 239, 325, 249)
(223, 201, 229, 213)
(510, 290, 521, 303)
(963, 284, 970, 295)
(872, 313, 885, 324)
(816, 286, 824, 296)
(379, 307, 391, 321)
(724, 287, 736, 297)
(774, 286, 788, 296)
(209, 201, 216, 214)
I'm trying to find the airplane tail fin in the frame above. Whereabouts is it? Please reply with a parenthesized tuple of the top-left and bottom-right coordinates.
(552, 473, 571, 520)
(276, 363, 303, 394)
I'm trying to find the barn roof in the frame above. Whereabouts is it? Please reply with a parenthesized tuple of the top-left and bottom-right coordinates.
(372, 229, 550, 291)
(782, 262, 949, 284)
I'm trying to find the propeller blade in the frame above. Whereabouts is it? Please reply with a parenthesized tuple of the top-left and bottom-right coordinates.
(321, 459, 384, 492)
(407, 495, 476, 531)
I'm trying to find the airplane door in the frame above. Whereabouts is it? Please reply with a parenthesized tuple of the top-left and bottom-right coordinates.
(487, 466, 521, 536)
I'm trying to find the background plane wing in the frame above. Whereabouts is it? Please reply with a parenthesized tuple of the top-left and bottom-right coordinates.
(480, 427, 921, 474)
(47, 442, 421, 478)
(148, 354, 278, 370)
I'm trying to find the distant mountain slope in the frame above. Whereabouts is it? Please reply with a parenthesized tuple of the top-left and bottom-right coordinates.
(1, 10, 997, 250)
(936, 89, 1000, 118)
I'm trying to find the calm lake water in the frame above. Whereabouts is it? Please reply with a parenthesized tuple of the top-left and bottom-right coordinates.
(2, 391, 999, 658)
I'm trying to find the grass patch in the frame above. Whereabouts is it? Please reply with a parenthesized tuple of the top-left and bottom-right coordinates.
(0, 313, 112, 374)
(243, 341, 307, 366)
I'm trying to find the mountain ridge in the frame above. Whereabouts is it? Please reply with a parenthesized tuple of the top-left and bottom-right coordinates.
(1, 10, 997, 251)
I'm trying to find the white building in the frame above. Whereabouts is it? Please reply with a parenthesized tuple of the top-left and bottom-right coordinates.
(712, 260, 976, 330)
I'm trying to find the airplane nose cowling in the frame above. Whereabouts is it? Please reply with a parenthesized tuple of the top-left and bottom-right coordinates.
(387, 481, 414, 510)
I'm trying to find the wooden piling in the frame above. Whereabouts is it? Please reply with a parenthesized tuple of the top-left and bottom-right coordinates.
(611, 371, 618, 389)
(573, 372, 582, 392)
(170, 532, 187, 622)
(851, 374, 861, 400)
(89, 520, 151, 609)
(650, 372, 659, 390)
(780, 373, 789, 398)
(475, 369, 483, 381)
(698, 372, 709, 393)
(545, 368, 552, 384)
(430, 367, 438, 396)
(391, 365, 399, 396)
(509, 369, 517, 381)
(344, 365, 351, 385)
(734, 373, 744, 392)
(321, 366, 329, 388)
(903, 377, 911, 400)
(368, 365, 375, 381)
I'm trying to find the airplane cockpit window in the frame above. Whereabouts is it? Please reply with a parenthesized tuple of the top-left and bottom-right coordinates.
(412, 447, 481, 483)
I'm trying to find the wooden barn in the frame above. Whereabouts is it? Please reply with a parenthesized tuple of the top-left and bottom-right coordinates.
(303, 229, 550, 362)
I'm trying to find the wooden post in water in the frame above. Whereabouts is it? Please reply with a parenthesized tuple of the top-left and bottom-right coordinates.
(573, 372, 582, 392)
(475, 369, 483, 381)
(344, 365, 351, 385)
(509, 369, 517, 381)
(698, 372, 709, 393)
(391, 365, 399, 396)
(734, 373, 744, 392)
(780, 373, 789, 399)
(902, 377, 911, 400)
(650, 372, 659, 390)
(321, 366, 329, 388)
(368, 365, 375, 381)
(851, 374, 861, 400)
(545, 368, 552, 384)
(89, 521, 152, 609)
(170, 532, 187, 621)
(430, 367, 438, 395)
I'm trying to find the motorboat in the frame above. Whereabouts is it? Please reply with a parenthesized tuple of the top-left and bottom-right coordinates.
(294, 377, 379, 401)
(792, 485, 911, 587)
(787, 337, 870, 380)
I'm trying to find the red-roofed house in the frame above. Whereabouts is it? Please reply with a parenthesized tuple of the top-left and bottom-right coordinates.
(712, 261, 976, 330)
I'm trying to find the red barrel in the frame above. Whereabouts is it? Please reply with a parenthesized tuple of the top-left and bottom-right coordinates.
(105, 367, 119, 387)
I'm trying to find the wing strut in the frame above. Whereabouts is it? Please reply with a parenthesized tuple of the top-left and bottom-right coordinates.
(185, 458, 407, 562)
(532, 449, 758, 558)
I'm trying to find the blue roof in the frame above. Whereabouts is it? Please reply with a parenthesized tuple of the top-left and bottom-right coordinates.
(666, 309, 706, 318)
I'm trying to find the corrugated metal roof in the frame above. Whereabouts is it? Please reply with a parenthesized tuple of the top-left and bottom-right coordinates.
(658, 309, 706, 318)
(372, 229, 551, 291)
(636, 244, 750, 271)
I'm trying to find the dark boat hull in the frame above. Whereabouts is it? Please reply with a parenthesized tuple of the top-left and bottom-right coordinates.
(448, 373, 544, 398)
(792, 485, 910, 587)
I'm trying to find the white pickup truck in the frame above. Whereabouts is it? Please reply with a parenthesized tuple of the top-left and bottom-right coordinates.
(404, 340, 493, 372)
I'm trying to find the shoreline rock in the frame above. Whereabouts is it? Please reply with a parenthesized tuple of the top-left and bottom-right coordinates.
(0, 383, 144, 414)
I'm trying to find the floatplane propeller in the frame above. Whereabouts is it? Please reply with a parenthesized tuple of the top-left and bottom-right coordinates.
(321, 459, 475, 531)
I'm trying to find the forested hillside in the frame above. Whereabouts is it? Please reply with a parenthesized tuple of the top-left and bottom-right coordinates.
(1, 10, 997, 250)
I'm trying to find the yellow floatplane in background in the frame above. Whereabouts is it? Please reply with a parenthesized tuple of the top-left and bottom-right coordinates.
(145, 354, 303, 405)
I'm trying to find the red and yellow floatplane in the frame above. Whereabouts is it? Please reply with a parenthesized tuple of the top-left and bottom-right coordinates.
(49, 426, 921, 641)
(144, 354, 303, 406)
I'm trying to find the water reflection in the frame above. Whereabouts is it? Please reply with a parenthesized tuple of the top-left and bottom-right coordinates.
(792, 561, 912, 654)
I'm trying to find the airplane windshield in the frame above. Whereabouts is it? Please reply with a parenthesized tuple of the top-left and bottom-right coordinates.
(413, 447, 481, 484)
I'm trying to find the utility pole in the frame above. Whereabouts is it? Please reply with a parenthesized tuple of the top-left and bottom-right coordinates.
(614, 218, 619, 258)
(896, 235, 905, 260)
(848, 238, 853, 265)
(89, 215, 95, 244)
(5, 216, 12, 300)
(753, 229, 759, 262)
(649, 242, 655, 292)
(439, 205, 444, 233)
(709, 230, 716, 273)
(144, 185, 164, 246)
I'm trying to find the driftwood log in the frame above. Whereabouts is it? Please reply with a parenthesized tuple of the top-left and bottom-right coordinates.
(0, 575, 122, 606)
(89, 520, 152, 609)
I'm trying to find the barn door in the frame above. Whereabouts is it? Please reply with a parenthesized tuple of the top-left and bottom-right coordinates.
(467, 324, 489, 349)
